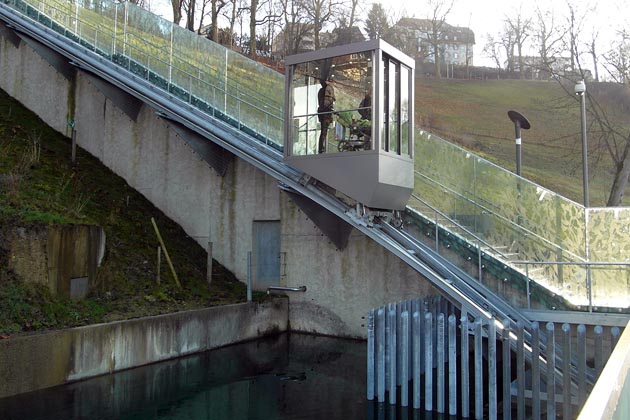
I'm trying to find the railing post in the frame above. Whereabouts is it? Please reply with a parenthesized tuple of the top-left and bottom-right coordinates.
(434, 210, 439, 252)
(168, 24, 173, 84)
(461, 316, 470, 416)
(526, 263, 531, 309)
(377, 308, 385, 403)
(413, 310, 421, 409)
(448, 314, 457, 416)
(562, 323, 572, 420)
(477, 239, 482, 283)
(594, 325, 604, 377)
(578, 324, 587, 405)
(367, 309, 375, 400)
(502, 319, 511, 420)
(401, 310, 409, 407)
(517, 321, 525, 417)
(546, 322, 556, 419)
(437, 313, 445, 413)
(488, 320, 497, 420)
(224, 48, 228, 112)
(388, 307, 397, 405)
(474, 318, 483, 420)
(246, 251, 252, 302)
(122, 0, 127, 56)
(532, 321, 541, 420)
(424, 312, 433, 412)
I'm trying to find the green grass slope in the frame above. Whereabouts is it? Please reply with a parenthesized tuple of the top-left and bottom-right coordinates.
(0, 89, 249, 337)
(415, 78, 630, 206)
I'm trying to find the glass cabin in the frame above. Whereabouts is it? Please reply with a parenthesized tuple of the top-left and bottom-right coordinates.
(284, 39, 415, 210)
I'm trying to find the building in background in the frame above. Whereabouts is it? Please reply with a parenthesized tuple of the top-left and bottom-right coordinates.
(387, 18, 475, 67)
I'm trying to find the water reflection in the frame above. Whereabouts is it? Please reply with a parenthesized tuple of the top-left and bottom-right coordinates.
(0, 333, 456, 419)
(0, 334, 362, 419)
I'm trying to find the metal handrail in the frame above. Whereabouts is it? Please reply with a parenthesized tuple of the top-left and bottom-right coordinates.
(412, 172, 585, 263)
(407, 195, 511, 260)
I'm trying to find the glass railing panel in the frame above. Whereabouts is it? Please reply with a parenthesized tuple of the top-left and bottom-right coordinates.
(586, 208, 630, 308)
(414, 129, 595, 309)
(587, 208, 630, 262)
(590, 265, 629, 308)
(124, 2, 170, 51)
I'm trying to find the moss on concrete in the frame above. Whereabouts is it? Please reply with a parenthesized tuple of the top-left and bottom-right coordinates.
(0, 87, 265, 337)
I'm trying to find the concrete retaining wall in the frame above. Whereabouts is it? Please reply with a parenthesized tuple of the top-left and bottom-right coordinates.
(0, 299, 288, 399)
(0, 28, 436, 340)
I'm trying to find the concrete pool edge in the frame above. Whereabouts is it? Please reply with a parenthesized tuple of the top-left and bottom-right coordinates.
(0, 298, 289, 398)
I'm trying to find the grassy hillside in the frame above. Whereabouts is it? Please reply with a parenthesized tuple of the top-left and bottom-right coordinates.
(0, 89, 249, 337)
(415, 77, 630, 206)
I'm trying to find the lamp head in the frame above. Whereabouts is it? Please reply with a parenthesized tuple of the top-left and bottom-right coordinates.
(574, 80, 586, 95)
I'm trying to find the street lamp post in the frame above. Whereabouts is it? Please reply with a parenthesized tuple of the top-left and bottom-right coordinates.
(507, 110, 531, 177)
(575, 80, 589, 207)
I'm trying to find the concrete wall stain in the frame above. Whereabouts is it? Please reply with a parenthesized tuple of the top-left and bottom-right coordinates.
(4, 224, 105, 297)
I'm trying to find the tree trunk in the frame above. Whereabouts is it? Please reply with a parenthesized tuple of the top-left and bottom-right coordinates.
(211, 0, 218, 41)
(249, 0, 257, 58)
(186, 0, 195, 31)
(172, 0, 182, 24)
(607, 143, 630, 206)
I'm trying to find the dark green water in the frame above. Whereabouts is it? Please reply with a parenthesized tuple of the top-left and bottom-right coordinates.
(0, 333, 451, 419)
(0, 333, 372, 419)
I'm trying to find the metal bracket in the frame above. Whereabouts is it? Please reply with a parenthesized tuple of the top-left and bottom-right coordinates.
(15, 32, 75, 80)
(0, 21, 20, 48)
(157, 112, 233, 176)
(81, 71, 143, 121)
(282, 187, 353, 250)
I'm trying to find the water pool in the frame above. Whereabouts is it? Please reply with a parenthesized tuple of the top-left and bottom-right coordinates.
(0, 333, 380, 419)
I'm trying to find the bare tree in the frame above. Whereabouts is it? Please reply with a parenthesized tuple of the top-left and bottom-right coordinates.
(304, 0, 347, 50)
(563, 0, 593, 74)
(499, 22, 516, 73)
(220, 0, 248, 47)
(184, 0, 196, 30)
(345, 0, 360, 29)
(423, 0, 455, 78)
(602, 30, 630, 85)
(548, 23, 630, 206)
(532, 6, 565, 78)
(504, 8, 532, 79)
(585, 29, 601, 81)
(277, 0, 310, 55)
(482, 34, 504, 71)
(249, 0, 281, 58)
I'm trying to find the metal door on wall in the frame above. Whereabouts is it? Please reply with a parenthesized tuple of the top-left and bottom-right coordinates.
(253, 220, 281, 290)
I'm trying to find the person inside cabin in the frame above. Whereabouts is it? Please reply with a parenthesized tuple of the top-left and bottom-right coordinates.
(317, 77, 336, 154)
(358, 90, 371, 121)
(356, 89, 372, 147)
